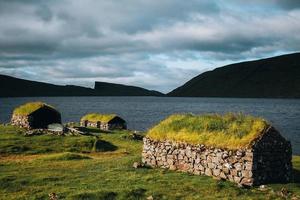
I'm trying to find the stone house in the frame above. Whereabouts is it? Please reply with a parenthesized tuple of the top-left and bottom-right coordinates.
(11, 102, 61, 129)
(142, 114, 292, 186)
(80, 113, 126, 131)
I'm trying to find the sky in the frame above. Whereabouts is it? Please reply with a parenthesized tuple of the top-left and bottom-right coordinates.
(0, 0, 299, 93)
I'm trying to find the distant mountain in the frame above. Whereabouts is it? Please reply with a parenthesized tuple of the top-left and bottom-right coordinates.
(94, 82, 163, 96)
(168, 52, 300, 98)
(0, 75, 163, 97)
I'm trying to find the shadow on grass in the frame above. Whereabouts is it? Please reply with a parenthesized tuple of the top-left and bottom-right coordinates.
(94, 139, 118, 152)
(69, 191, 117, 200)
(74, 127, 102, 134)
(124, 188, 147, 200)
(293, 168, 300, 184)
(75, 126, 112, 134)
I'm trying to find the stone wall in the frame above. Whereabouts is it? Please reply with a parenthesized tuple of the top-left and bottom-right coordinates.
(80, 120, 126, 131)
(11, 115, 32, 129)
(142, 132, 292, 186)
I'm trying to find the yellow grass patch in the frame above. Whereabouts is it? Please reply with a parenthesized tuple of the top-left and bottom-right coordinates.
(147, 113, 269, 150)
(13, 102, 56, 116)
(81, 113, 117, 123)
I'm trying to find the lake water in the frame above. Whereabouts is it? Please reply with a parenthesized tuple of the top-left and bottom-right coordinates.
(0, 97, 299, 154)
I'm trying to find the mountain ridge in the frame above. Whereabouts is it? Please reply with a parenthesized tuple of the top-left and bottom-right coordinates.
(0, 74, 164, 97)
(168, 52, 300, 98)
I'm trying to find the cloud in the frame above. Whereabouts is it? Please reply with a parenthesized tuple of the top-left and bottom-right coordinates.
(0, 0, 299, 93)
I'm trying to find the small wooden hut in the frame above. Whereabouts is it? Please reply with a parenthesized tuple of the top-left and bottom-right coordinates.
(11, 102, 61, 129)
(80, 113, 126, 131)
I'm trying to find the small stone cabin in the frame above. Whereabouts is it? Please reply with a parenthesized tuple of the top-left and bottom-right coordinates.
(11, 102, 61, 129)
(142, 113, 292, 186)
(80, 113, 126, 131)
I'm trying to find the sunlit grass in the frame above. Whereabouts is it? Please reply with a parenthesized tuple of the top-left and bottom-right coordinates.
(81, 113, 118, 123)
(0, 125, 299, 199)
(37, 152, 92, 161)
(12, 101, 57, 115)
(0, 125, 105, 154)
(147, 113, 269, 149)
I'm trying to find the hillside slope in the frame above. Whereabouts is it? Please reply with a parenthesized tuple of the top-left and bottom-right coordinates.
(168, 53, 300, 98)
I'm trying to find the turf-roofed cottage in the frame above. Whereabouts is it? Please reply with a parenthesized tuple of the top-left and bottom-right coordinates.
(142, 113, 292, 186)
(80, 113, 127, 130)
(11, 102, 61, 129)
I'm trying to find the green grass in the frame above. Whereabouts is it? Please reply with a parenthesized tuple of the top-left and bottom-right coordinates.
(0, 125, 299, 200)
(0, 125, 108, 154)
(37, 152, 92, 161)
(147, 113, 269, 149)
(12, 102, 57, 116)
(81, 113, 118, 123)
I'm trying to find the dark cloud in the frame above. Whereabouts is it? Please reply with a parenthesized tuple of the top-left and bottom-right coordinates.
(273, 0, 300, 10)
(0, 0, 299, 92)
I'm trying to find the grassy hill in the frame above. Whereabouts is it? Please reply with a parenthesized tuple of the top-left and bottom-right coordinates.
(0, 74, 163, 97)
(168, 52, 300, 98)
(0, 125, 299, 199)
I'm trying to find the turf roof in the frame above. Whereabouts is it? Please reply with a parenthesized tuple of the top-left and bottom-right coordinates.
(146, 113, 269, 150)
(81, 113, 118, 123)
(13, 102, 57, 116)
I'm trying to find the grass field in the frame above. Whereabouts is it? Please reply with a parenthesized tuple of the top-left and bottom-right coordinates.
(0, 125, 299, 200)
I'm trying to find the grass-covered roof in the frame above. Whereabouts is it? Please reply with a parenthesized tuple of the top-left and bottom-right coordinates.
(147, 113, 269, 150)
(81, 113, 118, 123)
(13, 102, 57, 116)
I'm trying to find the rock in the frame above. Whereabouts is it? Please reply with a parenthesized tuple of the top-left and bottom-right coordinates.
(129, 133, 144, 141)
(240, 178, 253, 186)
(48, 193, 58, 200)
(220, 172, 227, 180)
(258, 185, 268, 191)
(47, 123, 64, 132)
(147, 195, 154, 200)
(234, 176, 241, 183)
(279, 187, 289, 198)
(207, 162, 215, 169)
(241, 170, 252, 178)
(169, 165, 177, 170)
(133, 162, 144, 169)
(234, 163, 242, 171)
(236, 151, 243, 157)
(205, 168, 212, 176)
(213, 169, 221, 176)
(224, 163, 232, 169)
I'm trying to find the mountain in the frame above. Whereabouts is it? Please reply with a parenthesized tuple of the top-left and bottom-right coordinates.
(94, 82, 163, 96)
(0, 75, 163, 97)
(168, 52, 300, 98)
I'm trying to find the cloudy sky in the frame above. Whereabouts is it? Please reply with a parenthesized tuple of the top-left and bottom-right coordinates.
(0, 0, 299, 93)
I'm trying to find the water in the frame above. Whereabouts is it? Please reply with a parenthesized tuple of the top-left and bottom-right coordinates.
(0, 97, 299, 154)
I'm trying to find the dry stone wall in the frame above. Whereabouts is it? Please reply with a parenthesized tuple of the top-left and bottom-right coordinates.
(11, 115, 32, 129)
(80, 120, 125, 130)
(142, 134, 292, 186)
(80, 121, 109, 130)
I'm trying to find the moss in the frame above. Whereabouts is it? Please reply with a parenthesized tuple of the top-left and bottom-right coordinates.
(12, 102, 56, 116)
(81, 113, 117, 123)
(147, 113, 269, 150)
